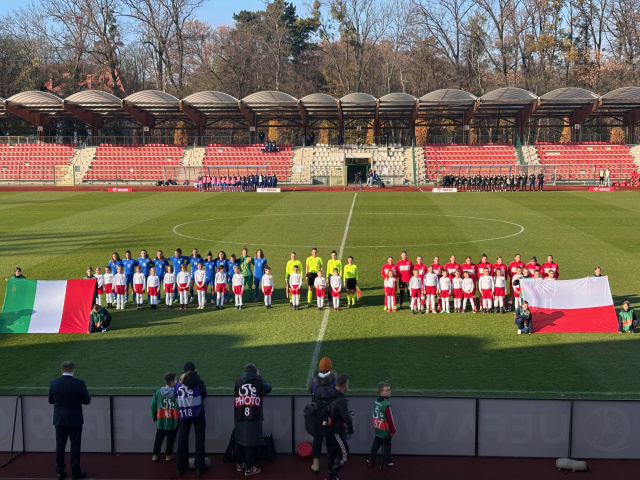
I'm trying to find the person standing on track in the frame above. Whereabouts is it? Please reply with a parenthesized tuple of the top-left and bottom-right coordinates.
(316, 374, 353, 480)
(175, 363, 207, 476)
(343, 256, 359, 308)
(234, 363, 272, 477)
(49, 361, 91, 480)
(306, 248, 323, 308)
(395, 251, 413, 310)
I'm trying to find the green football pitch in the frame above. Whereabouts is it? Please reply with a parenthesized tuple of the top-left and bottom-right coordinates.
(0, 189, 639, 399)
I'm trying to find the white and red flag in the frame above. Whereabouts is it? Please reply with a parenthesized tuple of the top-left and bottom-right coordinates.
(520, 277, 617, 333)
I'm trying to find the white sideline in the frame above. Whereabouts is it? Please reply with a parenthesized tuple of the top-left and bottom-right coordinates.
(306, 192, 357, 388)
(4, 385, 640, 397)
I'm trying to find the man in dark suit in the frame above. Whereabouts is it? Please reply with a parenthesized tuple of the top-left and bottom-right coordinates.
(49, 361, 91, 480)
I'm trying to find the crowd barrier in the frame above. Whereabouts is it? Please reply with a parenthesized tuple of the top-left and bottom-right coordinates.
(0, 395, 637, 459)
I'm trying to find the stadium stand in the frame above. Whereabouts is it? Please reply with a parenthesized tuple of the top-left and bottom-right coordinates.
(83, 144, 184, 181)
(424, 143, 517, 180)
(0, 143, 76, 182)
(202, 144, 294, 180)
(310, 144, 342, 178)
(535, 142, 636, 180)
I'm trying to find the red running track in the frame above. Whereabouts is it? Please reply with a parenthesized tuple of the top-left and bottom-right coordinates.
(1, 453, 639, 480)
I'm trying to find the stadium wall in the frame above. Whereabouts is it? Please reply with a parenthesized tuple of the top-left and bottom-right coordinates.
(0, 395, 637, 459)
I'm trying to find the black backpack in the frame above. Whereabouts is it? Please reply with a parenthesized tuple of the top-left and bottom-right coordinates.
(304, 398, 339, 436)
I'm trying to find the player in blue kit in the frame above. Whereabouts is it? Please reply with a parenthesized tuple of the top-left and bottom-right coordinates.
(253, 249, 268, 302)
(121, 251, 138, 303)
(188, 248, 203, 302)
(204, 252, 216, 303)
(153, 250, 168, 281)
(169, 248, 189, 279)
(153, 250, 168, 302)
(137, 250, 151, 276)
(108, 252, 122, 281)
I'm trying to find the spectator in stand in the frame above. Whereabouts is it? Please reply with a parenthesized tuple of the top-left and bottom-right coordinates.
(618, 301, 638, 333)
(367, 169, 373, 186)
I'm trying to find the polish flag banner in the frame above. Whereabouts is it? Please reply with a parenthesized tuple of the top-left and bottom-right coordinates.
(520, 277, 617, 333)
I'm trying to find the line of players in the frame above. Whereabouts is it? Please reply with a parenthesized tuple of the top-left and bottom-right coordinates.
(441, 173, 545, 191)
(380, 252, 559, 314)
(93, 248, 271, 310)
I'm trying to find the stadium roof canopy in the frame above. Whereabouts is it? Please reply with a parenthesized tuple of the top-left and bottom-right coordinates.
(2, 87, 640, 138)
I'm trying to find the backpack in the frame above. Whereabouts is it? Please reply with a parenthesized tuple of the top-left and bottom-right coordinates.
(304, 398, 339, 436)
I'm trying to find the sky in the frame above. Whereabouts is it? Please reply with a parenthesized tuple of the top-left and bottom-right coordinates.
(0, 0, 310, 28)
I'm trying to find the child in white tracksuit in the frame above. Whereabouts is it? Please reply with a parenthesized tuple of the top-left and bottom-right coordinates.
(164, 266, 175, 309)
(262, 267, 274, 309)
(103, 266, 114, 308)
(176, 265, 191, 310)
(289, 265, 303, 310)
(423, 266, 438, 314)
(147, 267, 160, 309)
(113, 266, 127, 310)
(461, 271, 477, 313)
(409, 270, 422, 314)
(330, 268, 342, 311)
(214, 265, 227, 309)
(232, 266, 244, 309)
(314, 268, 326, 310)
(438, 273, 452, 313)
(133, 267, 146, 309)
(194, 263, 207, 309)
(95, 267, 104, 306)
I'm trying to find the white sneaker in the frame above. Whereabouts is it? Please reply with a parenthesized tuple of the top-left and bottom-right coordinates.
(517, 329, 522, 335)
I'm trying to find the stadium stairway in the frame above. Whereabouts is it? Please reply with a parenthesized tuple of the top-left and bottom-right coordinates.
(182, 146, 206, 167)
(290, 146, 311, 184)
(629, 144, 640, 170)
(70, 147, 97, 185)
(521, 145, 540, 165)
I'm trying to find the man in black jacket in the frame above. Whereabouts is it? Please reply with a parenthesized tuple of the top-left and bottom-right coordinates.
(49, 361, 91, 480)
(314, 374, 353, 480)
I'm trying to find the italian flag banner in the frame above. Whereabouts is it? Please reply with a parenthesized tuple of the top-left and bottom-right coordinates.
(0, 278, 96, 334)
(520, 277, 617, 333)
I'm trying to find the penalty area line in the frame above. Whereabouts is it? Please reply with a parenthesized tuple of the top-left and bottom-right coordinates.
(306, 192, 357, 387)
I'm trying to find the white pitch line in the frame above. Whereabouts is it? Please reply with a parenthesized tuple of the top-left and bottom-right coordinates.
(4, 385, 640, 397)
(306, 193, 358, 386)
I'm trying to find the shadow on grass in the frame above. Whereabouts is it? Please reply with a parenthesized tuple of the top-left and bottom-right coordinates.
(1, 323, 639, 398)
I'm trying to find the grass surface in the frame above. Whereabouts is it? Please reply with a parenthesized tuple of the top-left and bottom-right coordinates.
(0, 189, 639, 399)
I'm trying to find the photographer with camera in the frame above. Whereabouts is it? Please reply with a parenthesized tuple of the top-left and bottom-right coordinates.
(314, 374, 353, 480)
